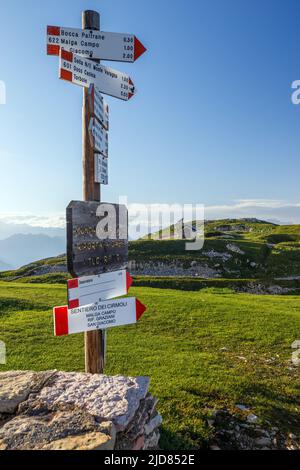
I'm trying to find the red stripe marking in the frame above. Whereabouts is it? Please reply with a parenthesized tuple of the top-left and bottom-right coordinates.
(47, 26, 61, 36)
(47, 44, 60, 56)
(134, 36, 147, 61)
(68, 279, 79, 290)
(60, 49, 73, 62)
(126, 272, 133, 292)
(128, 92, 134, 100)
(54, 306, 69, 336)
(136, 299, 147, 322)
(60, 69, 73, 82)
(69, 299, 80, 310)
(129, 78, 134, 86)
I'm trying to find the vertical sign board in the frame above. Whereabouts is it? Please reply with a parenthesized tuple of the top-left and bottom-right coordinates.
(47, 26, 147, 62)
(67, 200, 128, 278)
(88, 85, 109, 130)
(95, 153, 108, 185)
(89, 118, 108, 156)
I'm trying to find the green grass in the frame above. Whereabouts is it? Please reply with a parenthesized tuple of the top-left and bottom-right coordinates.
(1, 281, 300, 449)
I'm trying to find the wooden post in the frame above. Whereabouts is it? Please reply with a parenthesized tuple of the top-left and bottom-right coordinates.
(82, 10, 105, 374)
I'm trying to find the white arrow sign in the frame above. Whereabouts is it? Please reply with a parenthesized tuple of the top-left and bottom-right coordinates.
(89, 118, 108, 156)
(54, 297, 147, 336)
(47, 26, 147, 62)
(67, 270, 133, 309)
(88, 85, 109, 130)
(95, 153, 108, 185)
(59, 50, 135, 101)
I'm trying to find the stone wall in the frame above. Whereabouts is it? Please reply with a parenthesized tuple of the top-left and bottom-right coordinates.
(0, 371, 162, 451)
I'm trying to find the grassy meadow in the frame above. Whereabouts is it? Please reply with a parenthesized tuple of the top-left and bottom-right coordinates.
(1, 281, 300, 449)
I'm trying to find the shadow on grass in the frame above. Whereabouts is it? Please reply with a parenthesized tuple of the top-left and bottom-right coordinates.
(239, 382, 300, 431)
(159, 426, 208, 451)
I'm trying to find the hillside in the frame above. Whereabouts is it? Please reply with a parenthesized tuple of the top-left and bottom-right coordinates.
(0, 219, 299, 293)
(134, 218, 300, 279)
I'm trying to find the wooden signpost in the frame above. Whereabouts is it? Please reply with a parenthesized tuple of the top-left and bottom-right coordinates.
(47, 10, 147, 374)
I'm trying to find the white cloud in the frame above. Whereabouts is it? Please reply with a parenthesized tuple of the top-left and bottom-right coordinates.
(204, 199, 300, 224)
(0, 212, 66, 229)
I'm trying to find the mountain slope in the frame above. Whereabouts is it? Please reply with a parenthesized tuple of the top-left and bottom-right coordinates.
(0, 219, 299, 289)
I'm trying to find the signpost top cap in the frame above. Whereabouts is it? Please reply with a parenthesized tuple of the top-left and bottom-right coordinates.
(82, 10, 100, 31)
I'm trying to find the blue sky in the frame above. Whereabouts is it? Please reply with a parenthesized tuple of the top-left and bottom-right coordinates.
(1, 0, 300, 225)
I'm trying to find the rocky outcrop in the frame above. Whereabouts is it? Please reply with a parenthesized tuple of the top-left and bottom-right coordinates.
(226, 244, 245, 255)
(32, 264, 67, 276)
(236, 282, 292, 295)
(0, 371, 161, 451)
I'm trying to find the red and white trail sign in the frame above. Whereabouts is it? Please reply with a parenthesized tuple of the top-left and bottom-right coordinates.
(89, 118, 108, 156)
(53, 297, 146, 337)
(67, 270, 133, 309)
(59, 50, 135, 101)
(88, 85, 109, 130)
(47, 26, 147, 63)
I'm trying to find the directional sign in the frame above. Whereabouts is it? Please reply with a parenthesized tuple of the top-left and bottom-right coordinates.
(88, 85, 109, 130)
(67, 270, 133, 309)
(89, 118, 108, 157)
(95, 153, 108, 185)
(54, 297, 147, 336)
(60, 50, 135, 101)
(67, 200, 128, 278)
(47, 26, 147, 62)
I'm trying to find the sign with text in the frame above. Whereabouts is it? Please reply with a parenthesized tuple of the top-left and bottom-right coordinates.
(59, 50, 135, 101)
(67, 270, 133, 309)
(54, 297, 147, 336)
(88, 85, 109, 130)
(67, 200, 128, 278)
(95, 153, 108, 185)
(89, 118, 108, 157)
(47, 26, 147, 62)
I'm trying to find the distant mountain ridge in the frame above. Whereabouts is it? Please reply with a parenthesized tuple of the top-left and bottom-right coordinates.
(0, 234, 65, 270)
(0, 259, 13, 271)
(0, 220, 65, 241)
